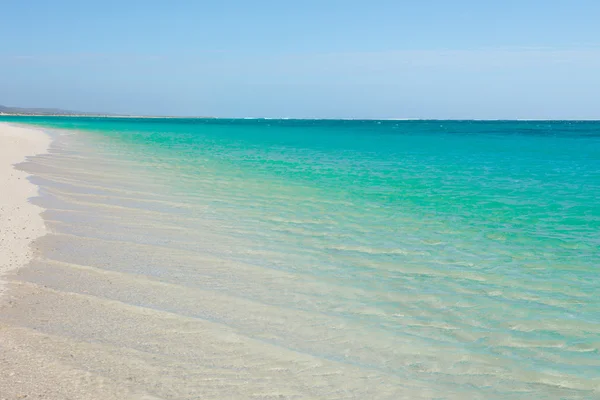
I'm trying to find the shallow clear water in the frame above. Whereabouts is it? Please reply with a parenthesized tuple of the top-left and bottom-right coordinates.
(2, 117, 600, 398)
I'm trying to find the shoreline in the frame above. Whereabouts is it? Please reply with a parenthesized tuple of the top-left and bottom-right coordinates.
(0, 119, 597, 397)
(0, 123, 50, 294)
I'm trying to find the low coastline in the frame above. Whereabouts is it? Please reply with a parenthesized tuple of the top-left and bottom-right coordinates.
(0, 123, 50, 293)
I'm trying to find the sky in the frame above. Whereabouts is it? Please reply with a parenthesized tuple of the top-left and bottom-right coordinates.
(1, 0, 599, 119)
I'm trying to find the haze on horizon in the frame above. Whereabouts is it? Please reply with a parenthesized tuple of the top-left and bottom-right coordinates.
(1, 0, 599, 120)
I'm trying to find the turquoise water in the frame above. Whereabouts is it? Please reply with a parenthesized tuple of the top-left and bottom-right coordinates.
(2, 117, 600, 398)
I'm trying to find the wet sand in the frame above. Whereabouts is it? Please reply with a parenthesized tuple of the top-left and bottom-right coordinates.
(0, 124, 162, 399)
(0, 123, 49, 292)
(0, 124, 168, 399)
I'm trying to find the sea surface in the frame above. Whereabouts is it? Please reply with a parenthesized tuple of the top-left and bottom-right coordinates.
(1, 117, 599, 399)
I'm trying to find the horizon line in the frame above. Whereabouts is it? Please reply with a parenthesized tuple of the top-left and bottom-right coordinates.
(2, 113, 600, 122)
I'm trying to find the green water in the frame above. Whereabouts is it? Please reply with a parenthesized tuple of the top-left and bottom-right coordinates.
(3, 116, 600, 398)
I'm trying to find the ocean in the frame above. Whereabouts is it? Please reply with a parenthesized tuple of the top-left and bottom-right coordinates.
(1, 117, 599, 399)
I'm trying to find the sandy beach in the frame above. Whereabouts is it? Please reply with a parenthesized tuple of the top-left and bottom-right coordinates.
(0, 123, 49, 292)
(0, 118, 598, 398)
(0, 123, 56, 399)
(0, 124, 151, 400)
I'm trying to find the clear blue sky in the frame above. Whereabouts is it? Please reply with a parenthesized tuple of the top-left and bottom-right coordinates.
(1, 0, 599, 118)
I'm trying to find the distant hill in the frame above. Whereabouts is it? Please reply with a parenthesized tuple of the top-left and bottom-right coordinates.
(0, 105, 112, 116)
(0, 105, 216, 118)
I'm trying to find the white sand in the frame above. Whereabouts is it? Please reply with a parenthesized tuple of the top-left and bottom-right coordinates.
(0, 123, 50, 293)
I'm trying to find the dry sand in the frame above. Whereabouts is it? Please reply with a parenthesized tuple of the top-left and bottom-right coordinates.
(0, 123, 50, 293)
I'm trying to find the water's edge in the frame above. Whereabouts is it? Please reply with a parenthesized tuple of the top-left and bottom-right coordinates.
(0, 122, 50, 293)
(0, 118, 598, 399)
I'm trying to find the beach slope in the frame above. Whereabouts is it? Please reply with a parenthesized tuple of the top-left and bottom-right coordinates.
(0, 123, 49, 290)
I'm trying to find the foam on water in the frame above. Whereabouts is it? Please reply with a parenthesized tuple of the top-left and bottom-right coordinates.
(1, 117, 599, 399)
